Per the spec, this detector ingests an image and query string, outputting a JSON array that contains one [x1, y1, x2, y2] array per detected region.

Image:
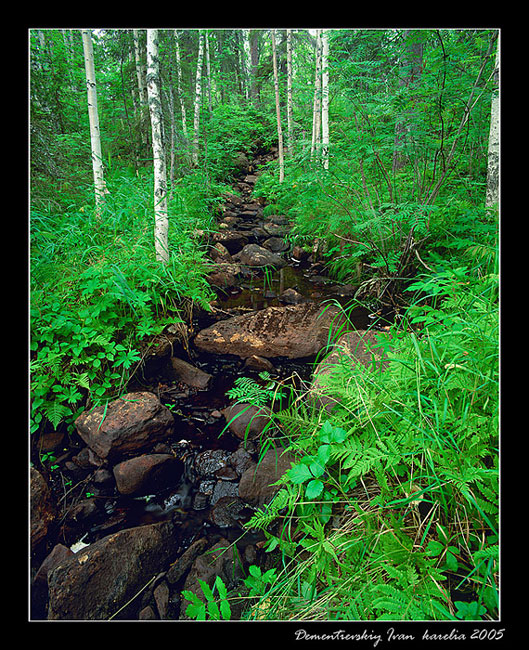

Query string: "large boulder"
[[74, 392, 174, 462], [194, 302, 343, 359], [47, 520, 178, 620], [30, 467, 57, 551]]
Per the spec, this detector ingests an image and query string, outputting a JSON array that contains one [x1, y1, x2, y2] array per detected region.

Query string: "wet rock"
[[33, 544, 74, 590], [291, 245, 310, 261], [47, 520, 179, 620], [263, 236, 289, 253], [37, 430, 65, 453], [229, 446, 255, 477], [30, 467, 57, 551], [279, 287, 307, 304], [154, 580, 170, 619], [244, 355, 274, 371], [64, 498, 98, 524], [113, 454, 183, 496], [234, 243, 286, 268], [212, 230, 249, 255], [194, 301, 343, 359], [206, 262, 242, 288], [138, 605, 156, 620], [210, 242, 233, 262], [244, 174, 258, 184], [167, 357, 212, 390], [166, 537, 209, 585], [233, 151, 250, 174], [209, 495, 250, 528], [75, 392, 174, 462], [263, 222, 289, 237], [238, 447, 295, 508], [221, 403, 272, 440], [211, 480, 240, 506]]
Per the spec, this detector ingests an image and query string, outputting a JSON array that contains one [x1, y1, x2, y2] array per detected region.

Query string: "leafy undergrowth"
[[214, 255, 498, 621], [30, 169, 220, 437]]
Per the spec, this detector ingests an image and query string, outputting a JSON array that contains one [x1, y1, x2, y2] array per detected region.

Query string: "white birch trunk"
[[81, 29, 107, 213], [271, 30, 284, 183], [174, 32, 188, 141], [192, 31, 205, 167], [310, 30, 322, 160], [133, 29, 148, 107], [205, 31, 213, 115], [485, 41, 500, 209], [286, 29, 293, 155], [146, 29, 169, 263], [321, 29, 330, 171]]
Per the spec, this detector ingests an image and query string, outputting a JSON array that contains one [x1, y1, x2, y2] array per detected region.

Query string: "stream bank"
[[30, 149, 386, 620]]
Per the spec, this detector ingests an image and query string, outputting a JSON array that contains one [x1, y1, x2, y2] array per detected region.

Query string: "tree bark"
[[249, 30, 260, 106], [286, 29, 293, 155], [310, 30, 322, 160], [485, 39, 499, 209], [192, 31, 205, 167], [321, 29, 330, 170], [133, 29, 148, 108], [146, 29, 169, 263], [271, 30, 284, 183], [81, 29, 107, 214], [173, 31, 188, 142]]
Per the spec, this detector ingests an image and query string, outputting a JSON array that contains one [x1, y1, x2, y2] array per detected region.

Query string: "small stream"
[[31, 152, 382, 619]]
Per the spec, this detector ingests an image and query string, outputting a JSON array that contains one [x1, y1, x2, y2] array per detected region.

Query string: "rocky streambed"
[[30, 150, 388, 620]]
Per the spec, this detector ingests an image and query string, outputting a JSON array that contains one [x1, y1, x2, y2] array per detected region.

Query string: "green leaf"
[[288, 463, 313, 484], [425, 540, 444, 557], [306, 479, 324, 499]]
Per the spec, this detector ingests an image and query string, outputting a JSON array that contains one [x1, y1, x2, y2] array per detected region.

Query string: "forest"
[[30, 27, 500, 623]]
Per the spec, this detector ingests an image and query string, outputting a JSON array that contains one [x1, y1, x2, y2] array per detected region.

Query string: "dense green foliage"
[[30, 27, 499, 621]]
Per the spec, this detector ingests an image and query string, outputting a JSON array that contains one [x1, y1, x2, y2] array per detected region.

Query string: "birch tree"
[[174, 31, 188, 141], [133, 29, 148, 108], [310, 30, 322, 160], [321, 29, 330, 170], [81, 29, 107, 213], [286, 29, 293, 155], [146, 29, 169, 263], [271, 30, 284, 183], [485, 38, 499, 209], [192, 31, 205, 167]]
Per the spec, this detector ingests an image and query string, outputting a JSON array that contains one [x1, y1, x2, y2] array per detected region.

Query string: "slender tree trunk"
[[173, 31, 188, 142], [146, 29, 169, 263], [310, 30, 322, 160], [485, 39, 499, 209], [249, 30, 260, 106], [81, 29, 107, 214], [271, 30, 284, 183], [286, 29, 293, 155], [205, 31, 213, 115], [192, 31, 205, 167], [321, 29, 330, 170], [133, 29, 148, 108]]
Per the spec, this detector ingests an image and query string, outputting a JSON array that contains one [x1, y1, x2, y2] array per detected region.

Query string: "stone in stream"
[[74, 391, 174, 462], [47, 520, 178, 620], [194, 301, 343, 359], [233, 243, 286, 269]]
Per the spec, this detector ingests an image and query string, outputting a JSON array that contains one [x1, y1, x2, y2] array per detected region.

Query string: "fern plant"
[[226, 372, 285, 407]]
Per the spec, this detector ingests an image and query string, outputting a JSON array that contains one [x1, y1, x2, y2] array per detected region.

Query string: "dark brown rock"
[[238, 447, 295, 508], [167, 357, 212, 389], [113, 454, 183, 496], [74, 392, 174, 461], [221, 403, 272, 440], [234, 243, 286, 268], [30, 467, 57, 551], [47, 520, 178, 620]]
